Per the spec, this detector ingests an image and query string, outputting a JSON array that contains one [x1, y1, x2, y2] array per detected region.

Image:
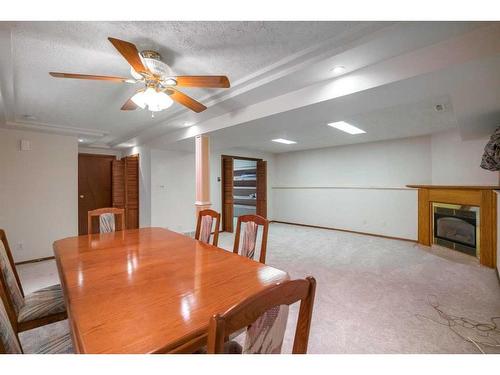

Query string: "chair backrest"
[[233, 214, 269, 263], [207, 277, 316, 354], [0, 284, 22, 354], [0, 229, 25, 325], [87, 208, 125, 234], [195, 209, 221, 246]]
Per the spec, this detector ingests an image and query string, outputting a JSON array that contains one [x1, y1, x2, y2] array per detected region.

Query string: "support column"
[[195, 135, 211, 216]]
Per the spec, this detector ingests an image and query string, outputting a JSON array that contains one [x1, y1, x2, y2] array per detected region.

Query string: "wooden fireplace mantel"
[[407, 185, 498, 268]]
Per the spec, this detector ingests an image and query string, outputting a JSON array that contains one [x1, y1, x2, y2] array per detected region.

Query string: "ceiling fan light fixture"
[[131, 90, 147, 109], [148, 91, 173, 112], [131, 87, 173, 112]]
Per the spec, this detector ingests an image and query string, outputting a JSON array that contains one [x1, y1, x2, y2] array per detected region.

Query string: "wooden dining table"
[[53, 227, 288, 354]]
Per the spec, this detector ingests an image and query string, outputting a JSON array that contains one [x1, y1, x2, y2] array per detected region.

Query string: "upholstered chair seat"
[[32, 331, 73, 354], [0, 229, 67, 332], [17, 284, 66, 323], [18, 320, 73, 354], [1, 296, 73, 354]]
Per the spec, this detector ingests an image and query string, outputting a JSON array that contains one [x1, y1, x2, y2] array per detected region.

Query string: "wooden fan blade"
[[121, 97, 138, 111], [49, 72, 130, 82], [108, 37, 149, 75], [175, 76, 230, 88], [167, 88, 207, 113]]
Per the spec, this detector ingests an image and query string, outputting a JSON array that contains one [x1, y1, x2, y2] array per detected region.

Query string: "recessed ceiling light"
[[117, 142, 137, 148], [78, 139, 84, 143], [327, 121, 366, 135], [331, 65, 346, 75], [272, 138, 297, 145]]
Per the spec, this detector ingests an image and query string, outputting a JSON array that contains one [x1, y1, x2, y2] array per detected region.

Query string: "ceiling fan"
[[49, 37, 230, 113]]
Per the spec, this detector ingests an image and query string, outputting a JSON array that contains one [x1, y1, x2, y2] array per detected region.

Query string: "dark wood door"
[[256, 160, 267, 218], [78, 154, 115, 235], [221, 157, 234, 232]]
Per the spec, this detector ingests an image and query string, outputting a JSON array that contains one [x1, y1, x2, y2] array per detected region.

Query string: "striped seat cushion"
[[18, 284, 66, 323], [240, 221, 258, 260], [36, 331, 73, 354], [199, 215, 213, 243], [99, 213, 115, 233], [243, 305, 289, 354], [19, 319, 74, 354], [0, 296, 22, 353]]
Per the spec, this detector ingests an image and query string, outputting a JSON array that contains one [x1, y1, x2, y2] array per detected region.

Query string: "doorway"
[[221, 155, 267, 232], [78, 153, 139, 235]]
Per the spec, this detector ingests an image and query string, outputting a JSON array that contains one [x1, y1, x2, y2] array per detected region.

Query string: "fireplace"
[[408, 185, 497, 268], [432, 203, 479, 257]]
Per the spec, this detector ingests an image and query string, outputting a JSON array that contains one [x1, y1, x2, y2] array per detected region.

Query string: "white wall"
[[431, 129, 499, 185], [274, 136, 431, 187], [151, 149, 195, 233], [0, 128, 78, 262], [272, 129, 498, 240], [274, 188, 418, 239], [272, 136, 430, 239]]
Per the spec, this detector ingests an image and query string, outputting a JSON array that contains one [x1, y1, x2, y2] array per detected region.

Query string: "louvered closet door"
[[124, 155, 139, 229], [112, 156, 139, 230], [112, 160, 125, 209], [222, 157, 234, 232], [256, 160, 267, 218]]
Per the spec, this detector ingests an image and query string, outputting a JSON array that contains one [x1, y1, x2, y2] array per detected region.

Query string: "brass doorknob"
[[80, 195, 84, 199]]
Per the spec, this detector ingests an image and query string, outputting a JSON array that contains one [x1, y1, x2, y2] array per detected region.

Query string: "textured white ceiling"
[[168, 53, 500, 153], [0, 21, 497, 153], [1, 21, 366, 141]]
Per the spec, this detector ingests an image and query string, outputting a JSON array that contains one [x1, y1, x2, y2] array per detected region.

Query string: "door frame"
[[220, 155, 264, 233]]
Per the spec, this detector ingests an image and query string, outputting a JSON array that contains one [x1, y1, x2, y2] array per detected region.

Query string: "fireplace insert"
[[433, 207, 477, 256]]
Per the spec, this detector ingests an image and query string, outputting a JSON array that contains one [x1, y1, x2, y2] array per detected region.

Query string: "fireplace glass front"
[[433, 206, 478, 257]]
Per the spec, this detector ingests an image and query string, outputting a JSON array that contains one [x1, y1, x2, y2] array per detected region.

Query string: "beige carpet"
[[217, 223, 500, 354], [18, 223, 500, 354]]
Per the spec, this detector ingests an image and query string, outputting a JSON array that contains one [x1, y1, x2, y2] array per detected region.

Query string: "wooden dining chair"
[[87, 207, 125, 234], [0, 288, 73, 354], [0, 229, 67, 333], [195, 209, 221, 246], [233, 214, 269, 264], [207, 276, 316, 354]]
